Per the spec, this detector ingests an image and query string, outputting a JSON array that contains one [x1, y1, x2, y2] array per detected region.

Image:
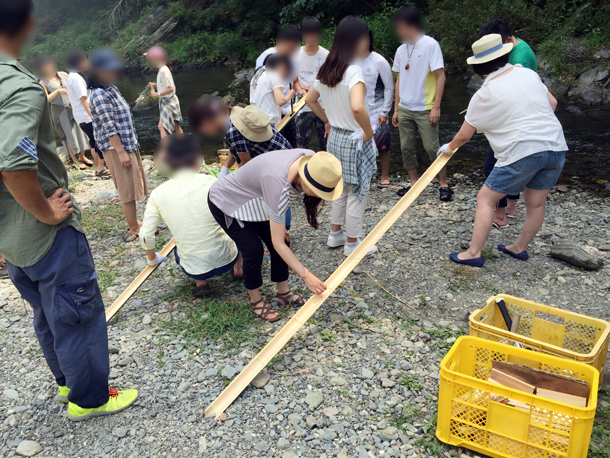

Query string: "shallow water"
[[118, 68, 610, 186]]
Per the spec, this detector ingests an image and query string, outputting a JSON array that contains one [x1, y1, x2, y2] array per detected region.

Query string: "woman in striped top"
[[208, 149, 343, 322]]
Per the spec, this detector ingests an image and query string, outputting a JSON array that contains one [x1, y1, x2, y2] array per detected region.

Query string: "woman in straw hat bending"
[[440, 34, 567, 268], [208, 150, 342, 322]]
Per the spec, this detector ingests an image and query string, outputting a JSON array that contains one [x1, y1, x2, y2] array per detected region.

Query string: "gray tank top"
[[46, 73, 70, 108]]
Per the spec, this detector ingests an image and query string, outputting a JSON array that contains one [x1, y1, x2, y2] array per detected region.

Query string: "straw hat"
[[467, 34, 513, 65], [298, 152, 344, 201], [230, 106, 273, 143]]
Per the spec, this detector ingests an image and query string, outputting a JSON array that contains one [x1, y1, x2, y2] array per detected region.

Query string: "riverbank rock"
[[133, 86, 157, 112], [568, 65, 610, 105], [549, 243, 604, 270], [15, 441, 41, 457]]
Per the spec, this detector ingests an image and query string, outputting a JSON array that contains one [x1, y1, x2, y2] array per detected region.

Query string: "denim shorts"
[[175, 250, 239, 281], [485, 151, 566, 196]]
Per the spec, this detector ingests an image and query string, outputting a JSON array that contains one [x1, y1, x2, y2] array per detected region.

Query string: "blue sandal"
[[497, 244, 529, 261], [449, 252, 484, 268]]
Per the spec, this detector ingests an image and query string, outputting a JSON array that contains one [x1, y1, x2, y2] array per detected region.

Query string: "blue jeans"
[[485, 151, 566, 196], [7, 227, 110, 408], [175, 250, 239, 281]]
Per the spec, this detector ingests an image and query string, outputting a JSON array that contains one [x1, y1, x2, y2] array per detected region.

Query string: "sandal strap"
[[250, 299, 279, 321], [277, 291, 307, 306]]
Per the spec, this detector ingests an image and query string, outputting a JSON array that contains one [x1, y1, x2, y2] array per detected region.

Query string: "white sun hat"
[[467, 33, 513, 65]]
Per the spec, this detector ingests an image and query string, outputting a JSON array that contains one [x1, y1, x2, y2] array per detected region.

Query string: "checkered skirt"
[[159, 94, 182, 134], [327, 127, 377, 199]]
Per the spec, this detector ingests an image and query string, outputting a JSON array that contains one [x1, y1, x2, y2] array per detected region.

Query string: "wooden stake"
[[275, 97, 307, 132], [105, 239, 176, 322], [204, 151, 456, 417]]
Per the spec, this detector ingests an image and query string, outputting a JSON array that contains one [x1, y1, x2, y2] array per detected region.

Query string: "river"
[[118, 68, 610, 186]]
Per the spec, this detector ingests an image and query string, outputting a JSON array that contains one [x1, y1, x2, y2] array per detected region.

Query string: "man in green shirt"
[[478, 18, 538, 228], [0, 0, 137, 421]]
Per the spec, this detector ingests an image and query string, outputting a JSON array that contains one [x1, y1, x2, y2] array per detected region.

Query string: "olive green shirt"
[[0, 52, 83, 268]]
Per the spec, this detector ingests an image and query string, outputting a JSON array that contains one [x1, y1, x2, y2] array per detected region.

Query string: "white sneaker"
[[344, 238, 378, 257], [327, 231, 347, 248]]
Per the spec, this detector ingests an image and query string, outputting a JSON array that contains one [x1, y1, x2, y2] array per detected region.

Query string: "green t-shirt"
[[0, 52, 83, 267], [509, 38, 537, 71]]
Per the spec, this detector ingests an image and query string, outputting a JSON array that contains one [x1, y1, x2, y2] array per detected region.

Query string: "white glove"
[[437, 143, 455, 157], [350, 129, 365, 151], [147, 253, 167, 266], [218, 167, 230, 179]]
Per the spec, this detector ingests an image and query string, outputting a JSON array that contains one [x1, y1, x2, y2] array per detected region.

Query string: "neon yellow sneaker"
[[57, 386, 70, 404], [67, 388, 138, 422]]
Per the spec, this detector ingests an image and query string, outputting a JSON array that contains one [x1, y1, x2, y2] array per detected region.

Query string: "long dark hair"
[[317, 16, 369, 88], [304, 195, 323, 229]]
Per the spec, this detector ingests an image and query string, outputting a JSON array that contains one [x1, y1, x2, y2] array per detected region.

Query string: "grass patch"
[[428, 325, 467, 357], [155, 235, 170, 252], [590, 386, 610, 457], [159, 287, 259, 351], [82, 203, 124, 238], [401, 374, 423, 392], [387, 402, 444, 454], [481, 246, 499, 260], [446, 265, 483, 293]]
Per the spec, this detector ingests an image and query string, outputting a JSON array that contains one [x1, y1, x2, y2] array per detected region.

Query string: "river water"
[[118, 68, 610, 186]]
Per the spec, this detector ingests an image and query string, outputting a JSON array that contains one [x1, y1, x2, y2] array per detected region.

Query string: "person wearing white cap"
[[439, 34, 568, 268]]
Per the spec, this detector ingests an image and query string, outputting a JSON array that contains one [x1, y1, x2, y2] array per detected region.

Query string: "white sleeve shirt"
[[359, 51, 394, 123], [67, 72, 91, 124]]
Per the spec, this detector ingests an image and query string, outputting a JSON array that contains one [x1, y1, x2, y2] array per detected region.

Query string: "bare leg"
[[438, 167, 449, 188], [406, 168, 419, 187], [174, 120, 184, 134], [458, 185, 506, 259], [65, 143, 79, 164], [122, 201, 141, 236], [494, 206, 509, 227], [506, 188, 549, 253], [158, 120, 168, 139], [195, 279, 209, 288], [380, 150, 391, 185], [233, 253, 243, 277], [506, 198, 518, 217]]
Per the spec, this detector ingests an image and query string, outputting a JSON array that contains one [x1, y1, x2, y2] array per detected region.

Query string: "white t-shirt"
[[298, 46, 329, 112], [392, 35, 444, 111], [252, 70, 284, 125], [359, 51, 394, 124], [255, 47, 299, 113], [465, 64, 568, 168], [313, 65, 368, 132], [157, 65, 176, 100], [67, 72, 91, 124]]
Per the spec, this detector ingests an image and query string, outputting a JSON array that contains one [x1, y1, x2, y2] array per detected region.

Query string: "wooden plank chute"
[[105, 239, 176, 322], [275, 97, 307, 131], [204, 151, 455, 417]]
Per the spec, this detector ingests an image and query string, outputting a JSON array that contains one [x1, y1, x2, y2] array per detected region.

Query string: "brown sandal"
[[250, 299, 280, 322], [277, 291, 307, 307]]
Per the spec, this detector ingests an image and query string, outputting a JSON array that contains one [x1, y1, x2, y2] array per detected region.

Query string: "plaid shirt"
[[225, 121, 292, 164], [90, 85, 138, 153]]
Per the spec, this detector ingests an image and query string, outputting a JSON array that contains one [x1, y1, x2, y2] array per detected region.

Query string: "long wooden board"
[[105, 239, 176, 322], [105, 101, 297, 322], [275, 97, 307, 131], [204, 151, 455, 417]]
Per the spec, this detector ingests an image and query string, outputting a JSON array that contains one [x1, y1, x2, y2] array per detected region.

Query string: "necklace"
[[405, 42, 417, 70]]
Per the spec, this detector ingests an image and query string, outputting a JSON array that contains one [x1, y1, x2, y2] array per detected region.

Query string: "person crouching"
[[140, 134, 242, 297]]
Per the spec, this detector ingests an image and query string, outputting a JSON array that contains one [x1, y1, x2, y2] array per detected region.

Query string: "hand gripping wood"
[[105, 102, 301, 322], [204, 151, 455, 417]]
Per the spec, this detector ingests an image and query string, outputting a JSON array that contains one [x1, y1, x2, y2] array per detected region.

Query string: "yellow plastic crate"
[[436, 336, 599, 458], [469, 295, 610, 379]]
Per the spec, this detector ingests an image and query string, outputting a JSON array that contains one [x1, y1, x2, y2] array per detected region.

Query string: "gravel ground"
[[1, 161, 609, 458]]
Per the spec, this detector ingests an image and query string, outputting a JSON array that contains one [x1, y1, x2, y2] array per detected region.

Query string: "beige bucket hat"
[[298, 152, 344, 201], [467, 34, 513, 65], [230, 106, 274, 142]]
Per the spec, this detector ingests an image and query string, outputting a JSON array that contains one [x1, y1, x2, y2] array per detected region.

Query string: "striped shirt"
[[208, 149, 312, 225]]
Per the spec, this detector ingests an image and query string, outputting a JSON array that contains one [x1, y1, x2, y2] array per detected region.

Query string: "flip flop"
[[81, 159, 95, 167], [506, 214, 517, 219], [96, 167, 112, 178], [493, 222, 509, 229], [497, 244, 529, 261], [449, 252, 485, 268], [377, 182, 390, 189]]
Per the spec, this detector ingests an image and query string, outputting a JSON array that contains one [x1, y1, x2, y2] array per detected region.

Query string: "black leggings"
[[79, 122, 104, 160], [208, 196, 289, 291]]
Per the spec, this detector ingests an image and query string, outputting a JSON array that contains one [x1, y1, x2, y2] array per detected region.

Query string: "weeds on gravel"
[[400, 374, 423, 391], [155, 236, 169, 252], [320, 329, 337, 342], [159, 293, 259, 352], [446, 265, 482, 293], [428, 325, 467, 357], [82, 203, 125, 237], [387, 403, 445, 455], [590, 386, 610, 457], [481, 246, 499, 260], [97, 269, 116, 293]]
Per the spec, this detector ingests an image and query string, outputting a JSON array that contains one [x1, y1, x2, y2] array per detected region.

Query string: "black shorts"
[[79, 122, 103, 159]]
